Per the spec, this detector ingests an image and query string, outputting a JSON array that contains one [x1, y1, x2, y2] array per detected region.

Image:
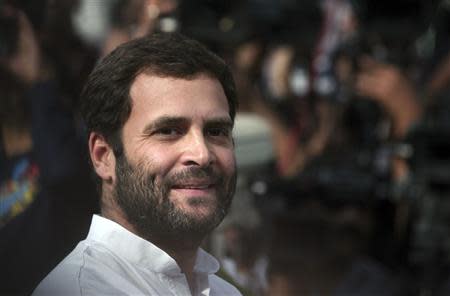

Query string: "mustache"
[[164, 166, 222, 187]]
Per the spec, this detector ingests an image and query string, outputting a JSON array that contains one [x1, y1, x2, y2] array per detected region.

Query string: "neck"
[[160, 238, 201, 269], [163, 241, 202, 295], [100, 189, 138, 233]]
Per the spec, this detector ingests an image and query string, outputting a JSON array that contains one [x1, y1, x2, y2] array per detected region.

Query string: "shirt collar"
[[194, 248, 220, 274], [86, 215, 219, 275]]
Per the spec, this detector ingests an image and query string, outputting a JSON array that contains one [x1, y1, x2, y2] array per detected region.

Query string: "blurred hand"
[[102, 0, 179, 57], [6, 10, 41, 84], [355, 57, 422, 138], [355, 57, 412, 106]]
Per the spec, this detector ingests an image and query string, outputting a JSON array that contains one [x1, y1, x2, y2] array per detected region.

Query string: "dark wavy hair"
[[79, 32, 237, 156]]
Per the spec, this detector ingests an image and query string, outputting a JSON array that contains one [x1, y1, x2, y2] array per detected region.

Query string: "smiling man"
[[33, 33, 240, 296]]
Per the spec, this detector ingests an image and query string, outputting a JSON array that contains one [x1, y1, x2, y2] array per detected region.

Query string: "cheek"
[[216, 148, 236, 175], [133, 147, 179, 178]]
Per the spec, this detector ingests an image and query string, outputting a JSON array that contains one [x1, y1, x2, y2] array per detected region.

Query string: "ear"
[[88, 132, 116, 183]]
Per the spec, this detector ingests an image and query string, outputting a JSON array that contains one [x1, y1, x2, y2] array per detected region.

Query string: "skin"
[[0, 10, 39, 158], [355, 56, 422, 139], [89, 73, 236, 292]]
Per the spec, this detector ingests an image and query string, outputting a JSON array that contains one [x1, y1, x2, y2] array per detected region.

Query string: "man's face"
[[113, 73, 236, 240]]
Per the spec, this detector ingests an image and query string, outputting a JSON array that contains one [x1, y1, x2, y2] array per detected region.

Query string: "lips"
[[171, 181, 216, 199], [171, 180, 215, 190], [174, 184, 212, 189]]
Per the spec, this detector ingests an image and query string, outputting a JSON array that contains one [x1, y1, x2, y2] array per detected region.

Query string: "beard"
[[113, 155, 236, 242]]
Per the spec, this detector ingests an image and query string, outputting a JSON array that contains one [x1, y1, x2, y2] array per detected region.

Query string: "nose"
[[181, 130, 215, 167]]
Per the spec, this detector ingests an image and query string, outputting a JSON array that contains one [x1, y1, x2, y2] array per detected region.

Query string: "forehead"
[[128, 73, 230, 124]]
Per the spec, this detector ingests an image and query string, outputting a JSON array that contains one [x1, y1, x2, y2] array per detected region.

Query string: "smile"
[[172, 183, 215, 190], [177, 185, 211, 189], [172, 180, 215, 190]]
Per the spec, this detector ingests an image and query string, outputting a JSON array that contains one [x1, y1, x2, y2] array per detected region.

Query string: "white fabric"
[[33, 215, 241, 296]]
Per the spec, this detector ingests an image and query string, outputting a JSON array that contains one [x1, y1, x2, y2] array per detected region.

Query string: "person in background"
[[33, 32, 241, 296], [101, 0, 178, 56], [0, 6, 97, 295], [265, 162, 406, 296], [220, 224, 268, 296]]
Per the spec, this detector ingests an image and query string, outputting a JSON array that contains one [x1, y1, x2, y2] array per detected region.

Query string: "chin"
[[183, 203, 217, 218]]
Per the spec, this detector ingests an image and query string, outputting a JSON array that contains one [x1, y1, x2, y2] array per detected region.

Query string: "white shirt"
[[33, 215, 241, 296]]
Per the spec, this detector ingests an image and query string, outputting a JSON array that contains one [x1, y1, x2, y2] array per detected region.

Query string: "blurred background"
[[1, 0, 450, 295]]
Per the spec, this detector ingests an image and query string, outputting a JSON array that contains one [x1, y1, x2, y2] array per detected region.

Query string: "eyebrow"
[[204, 118, 234, 130], [143, 116, 233, 134], [143, 116, 188, 134]]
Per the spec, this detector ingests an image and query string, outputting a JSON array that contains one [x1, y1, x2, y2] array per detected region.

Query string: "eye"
[[206, 127, 231, 138], [152, 126, 183, 139], [156, 127, 180, 135]]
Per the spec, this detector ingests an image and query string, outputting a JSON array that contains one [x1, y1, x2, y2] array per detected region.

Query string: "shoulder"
[[32, 243, 87, 296], [33, 240, 151, 296], [209, 274, 243, 296], [32, 241, 116, 296]]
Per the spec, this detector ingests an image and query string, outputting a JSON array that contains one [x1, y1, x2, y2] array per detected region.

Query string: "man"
[[33, 33, 241, 295]]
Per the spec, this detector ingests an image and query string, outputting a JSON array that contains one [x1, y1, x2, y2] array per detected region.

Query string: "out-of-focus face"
[[113, 73, 236, 240]]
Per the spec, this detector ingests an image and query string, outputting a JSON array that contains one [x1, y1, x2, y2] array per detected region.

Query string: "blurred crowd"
[[1, 0, 450, 295]]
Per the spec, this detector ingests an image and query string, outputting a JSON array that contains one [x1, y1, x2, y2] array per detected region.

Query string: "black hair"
[[80, 32, 237, 156]]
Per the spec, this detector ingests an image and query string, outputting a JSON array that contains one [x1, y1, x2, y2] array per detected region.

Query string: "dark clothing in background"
[[0, 82, 98, 295]]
